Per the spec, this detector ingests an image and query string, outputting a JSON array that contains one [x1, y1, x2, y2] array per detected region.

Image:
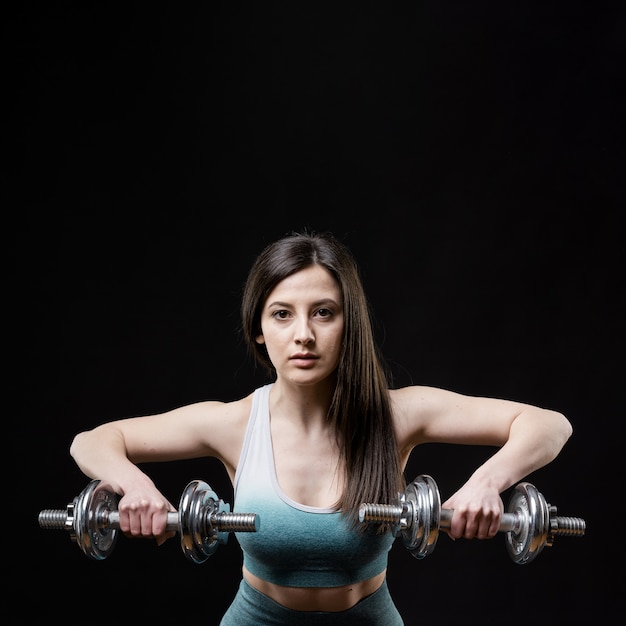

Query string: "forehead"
[[265, 265, 341, 303]]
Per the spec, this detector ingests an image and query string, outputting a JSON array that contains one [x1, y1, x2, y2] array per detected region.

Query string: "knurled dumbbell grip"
[[422, 505, 584, 538], [103, 510, 257, 533], [439, 508, 518, 533], [99, 510, 181, 532], [357, 503, 518, 532]]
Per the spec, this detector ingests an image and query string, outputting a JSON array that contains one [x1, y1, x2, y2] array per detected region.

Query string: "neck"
[[270, 379, 335, 428]]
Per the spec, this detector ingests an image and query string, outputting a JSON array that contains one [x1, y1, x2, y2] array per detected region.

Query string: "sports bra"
[[233, 384, 395, 588]]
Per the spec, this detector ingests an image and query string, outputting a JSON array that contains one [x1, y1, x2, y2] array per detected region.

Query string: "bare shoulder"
[[192, 391, 255, 423], [389, 385, 450, 418], [158, 390, 256, 473], [203, 391, 255, 474], [389, 385, 468, 449], [185, 391, 255, 442]]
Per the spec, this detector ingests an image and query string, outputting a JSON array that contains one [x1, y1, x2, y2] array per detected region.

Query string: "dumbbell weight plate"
[[402, 474, 441, 559], [178, 479, 231, 563], [504, 482, 550, 564], [73, 480, 119, 560]]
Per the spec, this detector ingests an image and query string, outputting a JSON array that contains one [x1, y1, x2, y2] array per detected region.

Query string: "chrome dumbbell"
[[39, 479, 259, 563], [359, 474, 586, 564]]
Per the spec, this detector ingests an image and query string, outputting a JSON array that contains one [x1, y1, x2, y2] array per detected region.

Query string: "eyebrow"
[[266, 298, 341, 309]]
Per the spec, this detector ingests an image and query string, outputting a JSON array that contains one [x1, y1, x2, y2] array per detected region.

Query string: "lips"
[[289, 353, 319, 365], [290, 353, 318, 359]]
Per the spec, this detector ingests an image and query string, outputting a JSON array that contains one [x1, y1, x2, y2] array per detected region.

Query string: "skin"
[[70, 265, 573, 612]]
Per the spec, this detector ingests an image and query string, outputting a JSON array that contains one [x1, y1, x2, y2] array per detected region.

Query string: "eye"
[[272, 309, 291, 320], [315, 308, 333, 318]]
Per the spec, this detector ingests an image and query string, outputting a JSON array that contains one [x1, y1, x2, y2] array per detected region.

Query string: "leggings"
[[219, 578, 404, 625]]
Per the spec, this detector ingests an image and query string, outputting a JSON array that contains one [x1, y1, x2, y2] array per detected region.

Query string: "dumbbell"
[[359, 474, 586, 564], [38, 479, 259, 563]]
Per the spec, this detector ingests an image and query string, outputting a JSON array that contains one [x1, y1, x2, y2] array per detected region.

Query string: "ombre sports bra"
[[233, 384, 395, 588]]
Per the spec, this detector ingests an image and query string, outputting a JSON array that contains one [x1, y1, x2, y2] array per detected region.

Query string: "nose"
[[294, 319, 314, 345]]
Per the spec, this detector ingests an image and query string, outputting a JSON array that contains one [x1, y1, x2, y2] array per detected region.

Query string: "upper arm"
[[391, 385, 530, 451], [90, 395, 252, 469]]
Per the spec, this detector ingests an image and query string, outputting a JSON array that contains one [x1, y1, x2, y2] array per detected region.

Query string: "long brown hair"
[[241, 230, 404, 528]]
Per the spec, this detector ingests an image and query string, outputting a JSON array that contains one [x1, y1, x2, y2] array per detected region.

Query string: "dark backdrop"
[[8, 3, 623, 624]]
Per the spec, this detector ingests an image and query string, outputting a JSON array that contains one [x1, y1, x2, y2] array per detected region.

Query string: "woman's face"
[[256, 265, 344, 386]]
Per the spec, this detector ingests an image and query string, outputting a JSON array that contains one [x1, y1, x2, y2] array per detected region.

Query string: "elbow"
[[549, 409, 573, 456], [69, 429, 97, 467], [564, 414, 574, 441], [557, 410, 573, 441], [69, 430, 86, 463]]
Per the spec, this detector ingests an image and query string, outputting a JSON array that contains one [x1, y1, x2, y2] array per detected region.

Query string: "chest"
[[271, 429, 344, 508]]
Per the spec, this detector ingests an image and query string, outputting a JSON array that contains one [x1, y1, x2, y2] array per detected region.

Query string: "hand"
[[117, 485, 177, 546], [440, 481, 504, 540]]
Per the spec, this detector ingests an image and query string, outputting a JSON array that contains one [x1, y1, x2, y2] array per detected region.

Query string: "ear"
[[255, 334, 265, 344]]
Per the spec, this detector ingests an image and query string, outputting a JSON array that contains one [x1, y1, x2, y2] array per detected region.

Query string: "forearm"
[[440, 407, 572, 539], [468, 406, 573, 493], [69, 426, 156, 496]]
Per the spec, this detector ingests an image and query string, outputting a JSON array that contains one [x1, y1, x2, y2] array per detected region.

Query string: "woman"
[[69, 230, 573, 625]]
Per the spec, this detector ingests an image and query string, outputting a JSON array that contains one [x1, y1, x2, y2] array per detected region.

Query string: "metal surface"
[[359, 474, 586, 564], [73, 480, 119, 560], [39, 479, 258, 562], [504, 482, 550, 564], [179, 479, 230, 563], [402, 475, 441, 559]]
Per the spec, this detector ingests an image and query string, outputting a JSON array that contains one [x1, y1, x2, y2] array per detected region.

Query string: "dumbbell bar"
[[359, 474, 586, 564], [38, 479, 259, 563]]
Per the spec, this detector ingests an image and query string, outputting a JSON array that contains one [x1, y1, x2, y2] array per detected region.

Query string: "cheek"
[[327, 325, 344, 357], [258, 325, 280, 352]]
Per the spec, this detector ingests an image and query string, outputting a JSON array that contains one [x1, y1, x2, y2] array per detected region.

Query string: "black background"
[[7, 2, 623, 624]]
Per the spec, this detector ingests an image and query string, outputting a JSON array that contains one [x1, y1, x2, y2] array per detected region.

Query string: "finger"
[[448, 511, 469, 539], [486, 513, 502, 538], [474, 508, 501, 539], [462, 516, 479, 539], [149, 503, 172, 537]]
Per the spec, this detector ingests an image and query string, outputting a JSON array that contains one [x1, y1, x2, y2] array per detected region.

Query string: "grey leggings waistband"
[[219, 578, 404, 625]]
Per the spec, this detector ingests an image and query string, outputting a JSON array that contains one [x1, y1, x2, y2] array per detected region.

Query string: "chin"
[[285, 371, 332, 387]]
